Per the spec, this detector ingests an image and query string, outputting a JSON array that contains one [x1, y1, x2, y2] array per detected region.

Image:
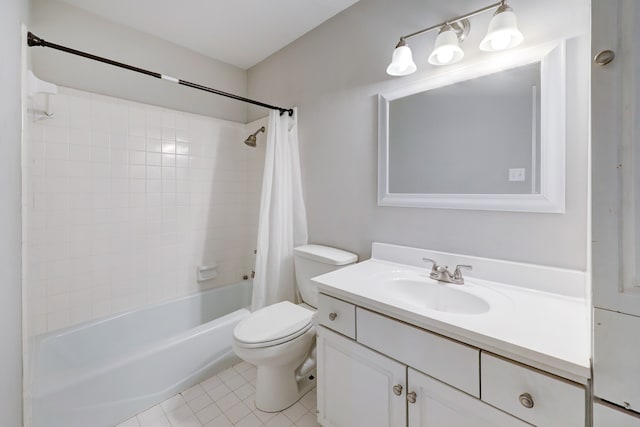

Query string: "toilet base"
[[255, 367, 316, 412]]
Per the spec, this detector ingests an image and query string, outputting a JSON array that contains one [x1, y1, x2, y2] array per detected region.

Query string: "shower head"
[[244, 134, 257, 148], [244, 126, 265, 147]]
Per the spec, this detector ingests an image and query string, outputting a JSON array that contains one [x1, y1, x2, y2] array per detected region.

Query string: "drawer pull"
[[519, 392, 535, 409], [393, 384, 403, 396], [407, 391, 417, 404], [328, 312, 337, 321]]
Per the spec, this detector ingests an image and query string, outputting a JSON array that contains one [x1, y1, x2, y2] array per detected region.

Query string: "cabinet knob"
[[593, 50, 615, 66], [407, 391, 417, 404], [392, 384, 403, 396], [328, 312, 337, 321], [519, 392, 534, 409]]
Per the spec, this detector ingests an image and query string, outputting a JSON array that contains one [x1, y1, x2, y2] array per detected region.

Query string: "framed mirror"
[[378, 41, 566, 212]]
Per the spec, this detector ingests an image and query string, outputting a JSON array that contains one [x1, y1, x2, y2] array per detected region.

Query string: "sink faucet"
[[422, 258, 472, 285]]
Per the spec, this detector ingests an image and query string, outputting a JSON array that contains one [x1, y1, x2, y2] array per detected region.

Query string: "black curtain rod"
[[27, 32, 294, 117]]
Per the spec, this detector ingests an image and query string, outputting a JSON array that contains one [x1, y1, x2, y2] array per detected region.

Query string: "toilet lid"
[[234, 301, 314, 346]]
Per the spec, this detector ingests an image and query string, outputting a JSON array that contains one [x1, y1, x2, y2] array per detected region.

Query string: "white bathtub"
[[30, 281, 252, 427]]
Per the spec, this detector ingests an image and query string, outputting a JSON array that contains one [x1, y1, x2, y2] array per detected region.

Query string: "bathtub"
[[30, 281, 252, 427]]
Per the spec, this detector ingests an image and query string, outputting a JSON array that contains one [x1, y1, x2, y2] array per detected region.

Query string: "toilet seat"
[[234, 301, 314, 349]]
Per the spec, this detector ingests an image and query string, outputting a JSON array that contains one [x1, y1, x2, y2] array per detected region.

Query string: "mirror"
[[389, 62, 540, 195], [378, 42, 566, 213]]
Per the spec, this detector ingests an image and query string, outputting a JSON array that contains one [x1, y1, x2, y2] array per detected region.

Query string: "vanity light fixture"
[[386, 0, 523, 75], [479, 3, 524, 52], [386, 38, 417, 76], [427, 21, 469, 66]]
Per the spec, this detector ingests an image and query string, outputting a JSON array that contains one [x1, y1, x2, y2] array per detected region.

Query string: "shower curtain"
[[251, 108, 308, 311]]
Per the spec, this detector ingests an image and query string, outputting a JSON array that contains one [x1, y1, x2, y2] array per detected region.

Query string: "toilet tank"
[[294, 244, 358, 308]]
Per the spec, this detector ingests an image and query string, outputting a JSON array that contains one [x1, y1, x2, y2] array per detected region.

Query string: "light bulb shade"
[[480, 8, 523, 52], [386, 44, 417, 76], [428, 28, 464, 66]]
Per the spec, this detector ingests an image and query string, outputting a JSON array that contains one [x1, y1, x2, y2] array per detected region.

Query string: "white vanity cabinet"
[[481, 353, 585, 427], [316, 326, 527, 427], [316, 326, 406, 427], [594, 402, 640, 427], [407, 367, 530, 427], [316, 293, 586, 427]]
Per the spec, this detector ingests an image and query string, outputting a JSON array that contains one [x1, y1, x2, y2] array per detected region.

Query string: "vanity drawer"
[[481, 352, 585, 427], [317, 293, 356, 339], [356, 308, 480, 397]]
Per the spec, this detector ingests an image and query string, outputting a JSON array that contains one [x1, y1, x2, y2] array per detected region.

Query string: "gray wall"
[[1, 0, 28, 424], [247, 0, 590, 270], [30, 0, 248, 123]]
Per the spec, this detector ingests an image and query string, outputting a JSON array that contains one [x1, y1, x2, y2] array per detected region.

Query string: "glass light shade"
[[428, 28, 464, 66], [480, 8, 524, 52], [386, 44, 417, 76]]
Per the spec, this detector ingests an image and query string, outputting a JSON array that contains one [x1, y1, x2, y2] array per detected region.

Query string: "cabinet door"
[[594, 402, 640, 427], [317, 326, 406, 427], [592, 0, 640, 315], [407, 368, 529, 427], [594, 309, 640, 411]]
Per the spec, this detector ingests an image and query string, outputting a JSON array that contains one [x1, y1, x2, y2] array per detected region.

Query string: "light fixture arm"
[[396, 0, 503, 43], [395, 38, 408, 49], [494, 2, 513, 15]]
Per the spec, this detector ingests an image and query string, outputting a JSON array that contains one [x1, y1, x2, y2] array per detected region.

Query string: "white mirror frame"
[[378, 41, 566, 213]]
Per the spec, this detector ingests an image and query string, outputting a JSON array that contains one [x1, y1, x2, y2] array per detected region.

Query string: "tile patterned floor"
[[114, 362, 320, 427]]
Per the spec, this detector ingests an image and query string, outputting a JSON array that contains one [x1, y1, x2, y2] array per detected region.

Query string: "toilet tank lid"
[[294, 244, 358, 266]]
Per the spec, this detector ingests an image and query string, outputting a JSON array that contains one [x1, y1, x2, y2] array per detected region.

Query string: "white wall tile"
[[26, 87, 261, 334], [69, 128, 91, 145], [47, 311, 70, 330], [91, 132, 110, 147], [30, 315, 47, 336], [130, 136, 145, 151], [147, 152, 162, 166], [111, 149, 129, 165], [46, 143, 69, 160], [69, 145, 91, 162], [130, 150, 146, 165], [147, 166, 161, 180], [146, 139, 162, 153], [147, 126, 162, 140], [130, 166, 145, 180], [46, 126, 69, 144]]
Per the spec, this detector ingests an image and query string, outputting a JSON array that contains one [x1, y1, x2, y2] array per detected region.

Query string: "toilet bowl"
[[233, 244, 357, 412], [233, 301, 317, 412]]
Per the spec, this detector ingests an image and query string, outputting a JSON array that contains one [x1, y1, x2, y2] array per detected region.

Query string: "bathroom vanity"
[[312, 243, 590, 427]]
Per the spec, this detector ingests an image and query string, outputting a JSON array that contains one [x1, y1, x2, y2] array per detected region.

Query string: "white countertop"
[[313, 258, 591, 383]]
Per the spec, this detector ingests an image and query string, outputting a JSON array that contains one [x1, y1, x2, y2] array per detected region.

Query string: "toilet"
[[233, 244, 357, 412]]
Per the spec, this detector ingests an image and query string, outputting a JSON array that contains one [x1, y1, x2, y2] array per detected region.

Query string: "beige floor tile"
[[130, 363, 318, 427]]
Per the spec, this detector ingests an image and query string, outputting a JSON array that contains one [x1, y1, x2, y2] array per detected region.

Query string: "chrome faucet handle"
[[452, 265, 472, 284], [422, 258, 440, 279]]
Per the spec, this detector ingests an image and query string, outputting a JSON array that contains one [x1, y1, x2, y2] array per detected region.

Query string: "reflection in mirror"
[[378, 41, 566, 213], [388, 63, 541, 195]]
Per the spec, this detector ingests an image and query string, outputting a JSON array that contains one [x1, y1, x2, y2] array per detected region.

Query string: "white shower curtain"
[[251, 108, 308, 311]]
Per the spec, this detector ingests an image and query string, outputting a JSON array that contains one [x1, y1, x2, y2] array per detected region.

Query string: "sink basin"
[[380, 278, 490, 315]]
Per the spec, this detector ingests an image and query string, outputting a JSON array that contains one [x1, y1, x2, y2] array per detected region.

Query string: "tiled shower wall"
[[25, 87, 265, 336]]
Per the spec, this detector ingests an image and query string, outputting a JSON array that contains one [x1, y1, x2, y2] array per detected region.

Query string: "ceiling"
[[59, 0, 360, 69]]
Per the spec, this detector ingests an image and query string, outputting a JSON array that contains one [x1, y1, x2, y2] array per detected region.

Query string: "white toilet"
[[233, 244, 357, 412]]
